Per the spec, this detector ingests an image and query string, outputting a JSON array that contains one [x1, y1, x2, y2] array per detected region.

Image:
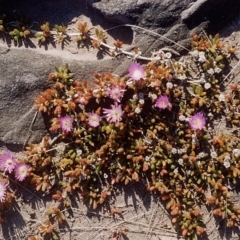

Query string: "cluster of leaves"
[[0, 12, 31, 41], [0, 13, 148, 66], [16, 32, 240, 240], [0, 12, 124, 57], [0, 12, 72, 44]]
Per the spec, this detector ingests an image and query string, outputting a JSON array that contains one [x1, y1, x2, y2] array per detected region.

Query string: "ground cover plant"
[[1, 13, 240, 240]]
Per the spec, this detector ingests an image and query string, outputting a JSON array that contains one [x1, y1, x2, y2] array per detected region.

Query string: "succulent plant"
[[0, 13, 240, 239]]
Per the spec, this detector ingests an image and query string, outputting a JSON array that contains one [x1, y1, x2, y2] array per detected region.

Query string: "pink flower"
[[0, 180, 8, 202], [189, 112, 206, 130], [103, 104, 124, 123], [88, 112, 101, 128], [14, 163, 30, 181], [59, 116, 73, 133], [128, 63, 145, 81], [107, 86, 126, 102], [0, 151, 17, 173], [78, 97, 87, 105], [155, 95, 170, 109]]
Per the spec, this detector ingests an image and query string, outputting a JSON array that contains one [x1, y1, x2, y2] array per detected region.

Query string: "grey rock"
[[92, 0, 191, 26], [181, 0, 209, 21], [0, 44, 126, 146], [90, 0, 240, 54]]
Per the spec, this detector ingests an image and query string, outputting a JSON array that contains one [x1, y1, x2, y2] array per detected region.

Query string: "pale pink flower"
[[14, 163, 30, 181], [0, 180, 8, 202], [78, 97, 87, 105], [128, 63, 145, 81], [88, 112, 101, 128], [59, 116, 73, 133], [0, 151, 17, 173], [107, 86, 126, 102], [155, 95, 170, 109], [103, 104, 124, 123], [189, 112, 206, 130]]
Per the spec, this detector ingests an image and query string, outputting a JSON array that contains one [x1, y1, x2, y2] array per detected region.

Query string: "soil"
[[1, 1, 240, 240]]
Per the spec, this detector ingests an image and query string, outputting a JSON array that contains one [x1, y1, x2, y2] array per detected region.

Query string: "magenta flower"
[[128, 63, 145, 81], [0, 151, 17, 173], [88, 112, 101, 128], [59, 116, 73, 133], [14, 163, 29, 181], [103, 104, 124, 123], [0, 180, 8, 202], [107, 86, 126, 102], [155, 95, 170, 109], [189, 112, 206, 130]]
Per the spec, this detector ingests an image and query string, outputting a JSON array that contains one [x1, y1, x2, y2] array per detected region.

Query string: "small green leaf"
[[52, 231, 59, 240], [194, 86, 203, 96]]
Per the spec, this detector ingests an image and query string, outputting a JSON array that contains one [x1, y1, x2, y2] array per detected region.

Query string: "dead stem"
[[221, 59, 240, 86], [23, 110, 38, 150], [104, 24, 190, 52]]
